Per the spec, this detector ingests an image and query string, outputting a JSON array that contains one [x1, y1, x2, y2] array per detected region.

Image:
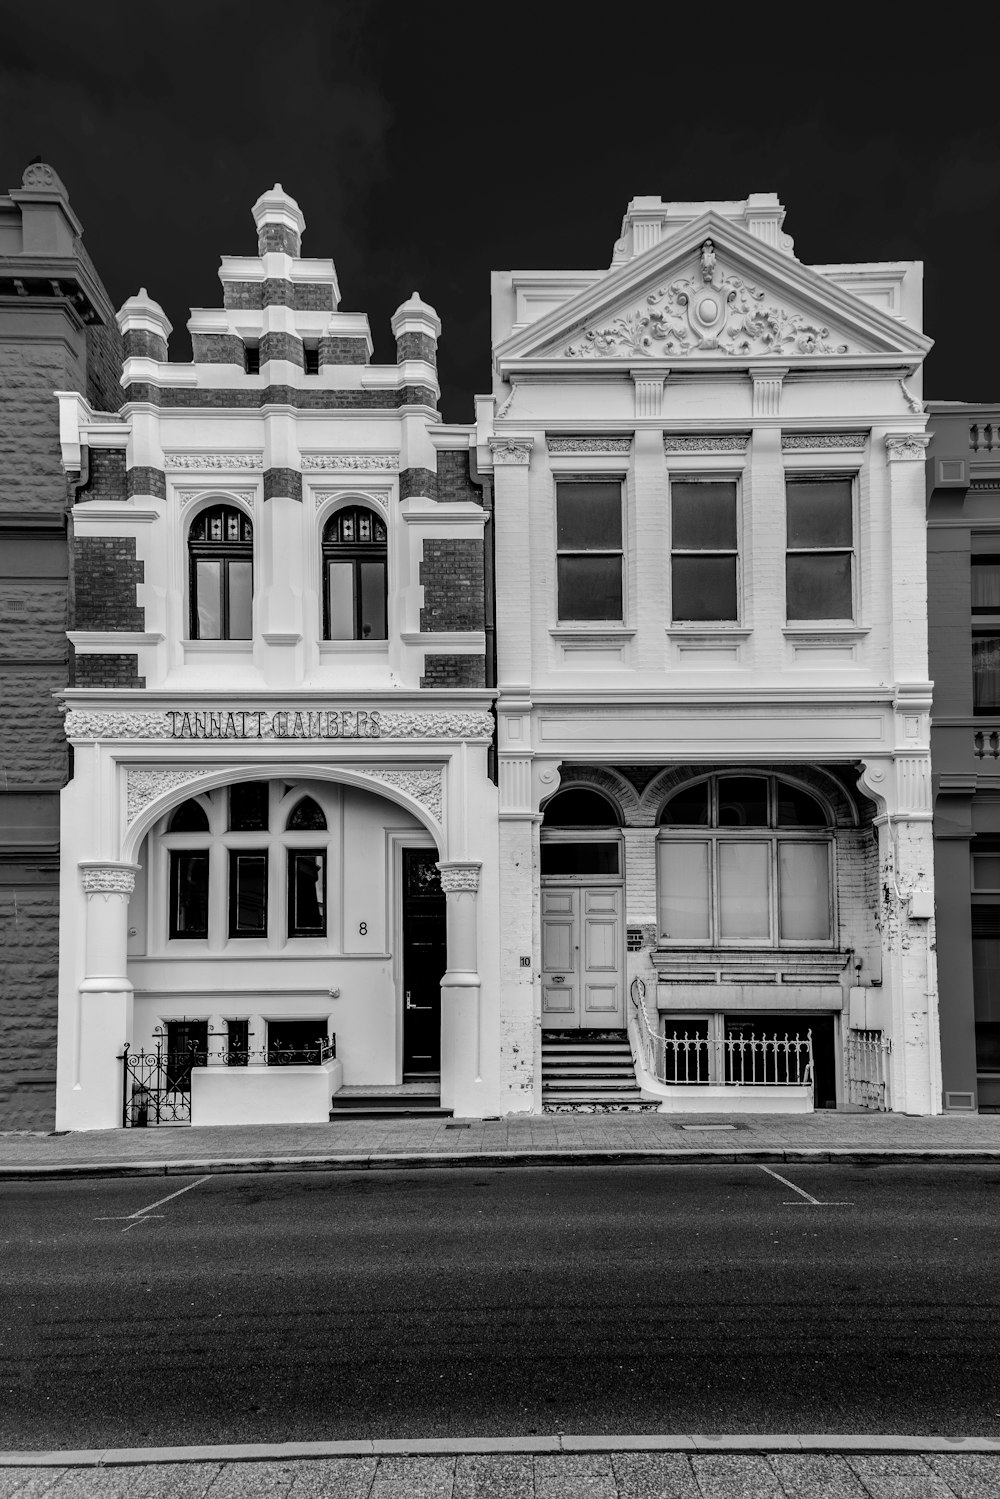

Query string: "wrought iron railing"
[[845, 1029, 891, 1111], [629, 977, 813, 1088], [119, 1036, 336, 1126]]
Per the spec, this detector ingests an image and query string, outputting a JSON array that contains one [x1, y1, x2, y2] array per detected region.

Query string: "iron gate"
[[119, 1042, 203, 1127], [845, 1029, 892, 1111]]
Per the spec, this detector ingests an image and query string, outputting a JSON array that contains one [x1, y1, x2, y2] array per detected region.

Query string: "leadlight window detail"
[[188, 505, 253, 640], [555, 481, 624, 622], [322, 505, 387, 641]]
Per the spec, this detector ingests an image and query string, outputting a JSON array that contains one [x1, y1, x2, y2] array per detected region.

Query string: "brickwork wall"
[[260, 331, 304, 366], [436, 450, 483, 506], [396, 331, 437, 364], [257, 224, 300, 256], [74, 652, 144, 688], [84, 319, 124, 410], [223, 281, 264, 310], [121, 328, 167, 363], [76, 448, 126, 505], [400, 466, 437, 500], [121, 382, 437, 410], [263, 467, 303, 502], [419, 539, 485, 631], [258, 279, 334, 311], [191, 333, 245, 365], [319, 337, 369, 366], [73, 536, 144, 630], [0, 340, 84, 520], [0, 668, 67, 784], [126, 466, 166, 499], [420, 654, 486, 688], [0, 884, 59, 1129]]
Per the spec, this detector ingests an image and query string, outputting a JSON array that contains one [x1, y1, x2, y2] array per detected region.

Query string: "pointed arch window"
[[189, 505, 253, 640], [322, 505, 387, 641]]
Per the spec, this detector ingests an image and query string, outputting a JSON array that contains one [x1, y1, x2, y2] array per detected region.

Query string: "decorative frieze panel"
[[565, 242, 854, 360], [547, 437, 633, 455], [301, 454, 400, 471], [352, 767, 443, 825], [80, 864, 137, 895], [782, 432, 867, 451], [164, 452, 263, 470], [66, 709, 494, 743], [663, 434, 749, 453]]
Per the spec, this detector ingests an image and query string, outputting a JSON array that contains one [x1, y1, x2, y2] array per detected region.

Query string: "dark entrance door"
[[402, 849, 446, 1076], [724, 1014, 837, 1109]]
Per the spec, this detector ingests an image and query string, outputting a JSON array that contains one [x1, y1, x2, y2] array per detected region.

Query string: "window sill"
[[183, 639, 254, 653], [666, 627, 751, 640], [550, 626, 636, 639], [782, 625, 869, 639], [319, 640, 389, 654]]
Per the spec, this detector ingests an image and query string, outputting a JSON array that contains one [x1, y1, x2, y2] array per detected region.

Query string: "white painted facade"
[[481, 193, 941, 1114], [55, 187, 500, 1130]]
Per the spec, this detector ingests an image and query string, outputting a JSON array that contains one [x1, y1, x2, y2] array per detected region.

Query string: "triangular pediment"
[[496, 212, 931, 370]]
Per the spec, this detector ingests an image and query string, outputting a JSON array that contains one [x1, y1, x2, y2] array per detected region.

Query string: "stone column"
[[77, 861, 139, 1130], [437, 860, 482, 1117]]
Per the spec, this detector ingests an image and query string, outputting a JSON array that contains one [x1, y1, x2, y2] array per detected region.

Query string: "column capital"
[[437, 860, 481, 894], [489, 435, 534, 466], [79, 861, 140, 895], [885, 432, 931, 462]]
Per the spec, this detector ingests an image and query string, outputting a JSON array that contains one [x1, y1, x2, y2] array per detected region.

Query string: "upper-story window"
[[189, 506, 253, 640], [322, 506, 388, 641], [671, 479, 739, 622], [972, 554, 1000, 714], [556, 481, 623, 622], [785, 477, 854, 621], [657, 774, 834, 947]]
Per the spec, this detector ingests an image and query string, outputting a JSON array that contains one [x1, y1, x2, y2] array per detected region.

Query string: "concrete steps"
[[330, 1081, 452, 1120], [542, 1032, 655, 1112]]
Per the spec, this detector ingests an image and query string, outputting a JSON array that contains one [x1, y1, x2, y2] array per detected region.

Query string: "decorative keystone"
[[117, 288, 172, 362], [252, 183, 305, 257]]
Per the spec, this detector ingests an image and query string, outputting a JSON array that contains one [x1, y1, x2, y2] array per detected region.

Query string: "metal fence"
[[629, 978, 813, 1088], [845, 1029, 891, 1111], [119, 1036, 336, 1127]]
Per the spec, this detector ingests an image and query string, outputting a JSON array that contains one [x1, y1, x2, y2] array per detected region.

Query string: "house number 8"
[[359, 921, 368, 936]]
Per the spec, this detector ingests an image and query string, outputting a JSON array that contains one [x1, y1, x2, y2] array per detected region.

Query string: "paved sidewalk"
[[5, 1446, 1000, 1498], [3, 1110, 1000, 1179]]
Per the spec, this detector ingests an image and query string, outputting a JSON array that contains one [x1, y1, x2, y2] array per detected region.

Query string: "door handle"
[[551, 975, 566, 984]]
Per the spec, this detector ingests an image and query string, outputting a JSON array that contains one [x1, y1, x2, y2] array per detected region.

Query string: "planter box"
[[191, 1058, 343, 1125]]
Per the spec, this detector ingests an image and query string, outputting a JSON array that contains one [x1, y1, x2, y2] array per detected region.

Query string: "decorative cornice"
[[80, 863, 137, 895], [164, 452, 263, 470], [547, 437, 633, 455], [437, 860, 481, 893], [489, 437, 534, 466], [663, 434, 749, 453], [301, 454, 400, 471], [65, 709, 494, 743], [885, 433, 931, 462], [782, 432, 867, 451]]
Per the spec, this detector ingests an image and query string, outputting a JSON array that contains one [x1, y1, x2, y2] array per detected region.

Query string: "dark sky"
[[3, 2, 997, 420]]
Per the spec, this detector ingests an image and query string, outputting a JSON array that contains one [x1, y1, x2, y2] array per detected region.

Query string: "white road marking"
[[96, 1175, 212, 1230], [757, 1164, 852, 1207]]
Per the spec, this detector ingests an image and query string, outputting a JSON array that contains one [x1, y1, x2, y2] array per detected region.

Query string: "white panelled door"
[[541, 886, 624, 1029]]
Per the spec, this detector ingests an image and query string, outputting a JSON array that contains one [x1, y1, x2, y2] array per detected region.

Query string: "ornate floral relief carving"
[[566, 245, 853, 361], [437, 861, 481, 893], [547, 437, 633, 454], [352, 768, 443, 825], [164, 453, 263, 470], [126, 769, 215, 824], [301, 454, 400, 471], [885, 433, 931, 462], [80, 865, 137, 895], [489, 438, 533, 466], [178, 488, 255, 509], [663, 434, 749, 453], [782, 432, 867, 451], [66, 710, 494, 743]]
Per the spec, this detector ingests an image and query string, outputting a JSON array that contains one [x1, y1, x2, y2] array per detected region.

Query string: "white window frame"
[[783, 469, 859, 626], [668, 472, 742, 625], [553, 473, 627, 627]]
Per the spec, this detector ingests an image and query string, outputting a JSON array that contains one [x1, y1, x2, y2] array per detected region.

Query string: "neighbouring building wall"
[[0, 162, 121, 1127]]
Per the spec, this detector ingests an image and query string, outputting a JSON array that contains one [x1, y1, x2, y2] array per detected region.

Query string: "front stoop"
[[330, 1081, 452, 1120], [542, 1031, 659, 1113]]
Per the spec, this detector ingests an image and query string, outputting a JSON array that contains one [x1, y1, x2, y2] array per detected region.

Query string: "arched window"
[[168, 799, 209, 833], [542, 788, 621, 827], [189, 506, 253, 640], [286, 796, 327, 831], [322, 505, 387, 641], [657, 775, 833, 947], [540, 785, 622, 878]]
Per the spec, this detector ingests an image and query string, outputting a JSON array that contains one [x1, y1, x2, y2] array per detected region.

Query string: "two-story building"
[[54, 186, 500, 1130], [483, 193, 941, 1115], [927, 404, 1000, 1112]]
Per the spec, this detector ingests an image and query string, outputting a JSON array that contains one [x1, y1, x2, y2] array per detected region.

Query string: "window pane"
[[660, 782, 710, 826], [327, 560, 355, 639], [267, 1019, 328, 1066], [973, 636, 1000, 711], [786, 479, 853, 548], [556, 483, 621, 550], [557, 554, 622, 621], [229, 782, 268, 831], [718, 841, 770, 940], [229, 851, 268, 935], [672, 482, 737, 550], [540, 842, 619, 875], [671, 554, 737, 621], [778, 842, 831, 940], [661, 1018, 711, 1083], [972, 559, 1000, 613], [786, 553, 853, 620], [227, 560, 253, 639], [287, 796, 327, 831], [359, 560, 387, 640], [195, 560, 222, 638], [776, 783, 828, 827], [976, 1021, 1000, 1070], [170, 851, 209, 938], [543, 789, 620, 827], [658, 841, 710, 940], [168, 798, 209, 832], [288, 851, 326, 936], [717, 777, 768, 827]]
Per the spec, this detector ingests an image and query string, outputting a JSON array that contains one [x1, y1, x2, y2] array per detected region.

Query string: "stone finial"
[[252, 182, 305, 257], [391, 291, 441, 366], [117, 288, 172, 362], [19, 161, 70, 198]]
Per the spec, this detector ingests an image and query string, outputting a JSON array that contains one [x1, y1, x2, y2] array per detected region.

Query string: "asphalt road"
[[2, 1163, 999, 1450]]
